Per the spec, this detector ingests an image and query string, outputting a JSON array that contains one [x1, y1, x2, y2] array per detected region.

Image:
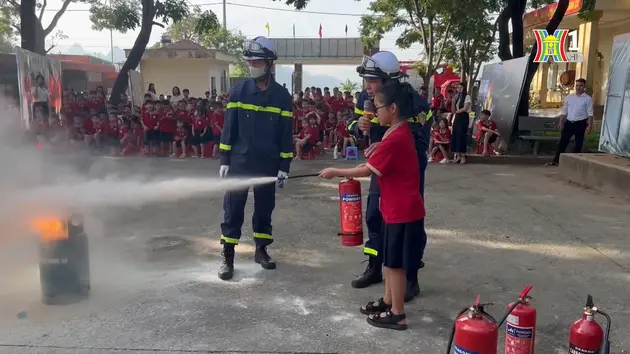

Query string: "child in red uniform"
[[319, 81, 426, 331], [159, 110, 176, 156], [294, 118, 318, 159], [476, 109, 501, 155], [172, 119, 188, 158], [85, 115, 105, 151], [429, 117, 451, 163], [106, 112, 121, 154], [190, 108, 209, 158], [209, 102, 224, 159]]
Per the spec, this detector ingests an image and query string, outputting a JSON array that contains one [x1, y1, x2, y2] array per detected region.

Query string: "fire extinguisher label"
[[569, 345, 599, 354], [340, 193, 362, 233], [453, 345, 479, 354], [506, 323, 533, 353], [341, 193, 361, 202]]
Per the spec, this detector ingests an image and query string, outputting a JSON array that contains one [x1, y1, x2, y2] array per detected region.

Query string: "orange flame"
[[30, 218, 67, 241]]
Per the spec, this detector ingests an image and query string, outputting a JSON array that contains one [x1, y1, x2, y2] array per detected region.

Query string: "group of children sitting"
[[427, 109, 502, 163], [30, 89, 226, 159]]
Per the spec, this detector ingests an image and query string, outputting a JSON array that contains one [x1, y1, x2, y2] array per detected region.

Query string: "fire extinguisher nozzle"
[[586, 294, 595, 308]]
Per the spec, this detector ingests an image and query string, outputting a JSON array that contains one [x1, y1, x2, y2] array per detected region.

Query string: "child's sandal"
[[360, 298, 391, 315], [366, 311, 408, 331]]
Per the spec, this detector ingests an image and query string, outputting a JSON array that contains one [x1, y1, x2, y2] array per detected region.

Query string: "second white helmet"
[[357, 51, 401, 80]]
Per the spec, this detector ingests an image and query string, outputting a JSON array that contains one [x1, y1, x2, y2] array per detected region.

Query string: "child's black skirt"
[[383, 219, 426, 270]]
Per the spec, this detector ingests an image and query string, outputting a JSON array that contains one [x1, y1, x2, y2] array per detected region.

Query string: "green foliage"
[[230, 62, 248, 77], [359, 0, 472, 82], [89, 0, 190, 33], [339, 79, 359, 92], [577, 0, 597, 21], [448, 0, 497, 84], [270, 0, 309, 10], [0, 6, 14, 46]]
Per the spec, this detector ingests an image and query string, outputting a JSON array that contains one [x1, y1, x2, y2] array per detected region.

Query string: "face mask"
[[249, 65, 266, 79]]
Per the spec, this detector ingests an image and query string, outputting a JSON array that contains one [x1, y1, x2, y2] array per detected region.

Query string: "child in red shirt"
[[294, 118, 318, 159], [319, 81, 426, 331], [429, 117, 451, 163], [209, 102, 225, 159], [172, 119, 188, 158], [476, 109, 501, 155], [190, 108, 209, 158]]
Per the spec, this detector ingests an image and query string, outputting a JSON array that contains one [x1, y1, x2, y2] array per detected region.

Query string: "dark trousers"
[[363, 160, 428, 273], [363, 195, 383, 262], [553, 119, 588, 164], [221, 178, 276, 248]]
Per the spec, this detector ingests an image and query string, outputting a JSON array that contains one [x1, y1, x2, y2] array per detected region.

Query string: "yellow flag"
[[265, 22, 270, 36]]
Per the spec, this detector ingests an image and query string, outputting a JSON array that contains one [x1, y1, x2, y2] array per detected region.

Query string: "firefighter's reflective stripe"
[[226, 101, 292, 118], [221, 235, 239, 245], [219, 143, 231, 151], [368, 116, 418, 126], [280, 152, 294, 158], [363, 247, 378, 256], [253, 232, 273, 240], [354, 107, 363, 115], [348, 120, 358, 130]]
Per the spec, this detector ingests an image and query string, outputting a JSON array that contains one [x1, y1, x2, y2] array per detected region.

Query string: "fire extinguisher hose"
[[445, 307, 470, 354], [498, 299, 522, 328], [597, 308, 612, 354], [445, 305, 497, 354], [278, 173, 320, 181]]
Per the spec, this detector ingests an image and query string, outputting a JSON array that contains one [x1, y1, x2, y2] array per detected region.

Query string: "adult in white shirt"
[[170, 86, 183, 105], [548, 78, 593, 166]]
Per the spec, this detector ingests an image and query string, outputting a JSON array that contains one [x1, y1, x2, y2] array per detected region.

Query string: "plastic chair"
[[345, 146, 359, 160]]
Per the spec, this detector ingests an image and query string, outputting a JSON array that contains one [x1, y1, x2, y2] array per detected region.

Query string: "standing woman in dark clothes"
[[450, 81, 472, 164]]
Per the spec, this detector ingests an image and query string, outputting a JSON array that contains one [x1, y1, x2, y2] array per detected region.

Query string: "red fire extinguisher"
[[505, 285, 536, 354], [337, 178, 363, 247], [568, 295, 611, 354], [446, 295, 499, 354]]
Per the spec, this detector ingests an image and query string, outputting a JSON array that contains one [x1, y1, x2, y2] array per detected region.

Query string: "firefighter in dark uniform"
[[217, 36, 294, 281], [347, 51, 433, 301]]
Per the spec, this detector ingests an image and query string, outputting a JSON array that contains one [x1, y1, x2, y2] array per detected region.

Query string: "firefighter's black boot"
[[218, 246, 235, 281], [351, 257, 383, 289], [254, 246, 276, 270], [404, 269, 421, 302]]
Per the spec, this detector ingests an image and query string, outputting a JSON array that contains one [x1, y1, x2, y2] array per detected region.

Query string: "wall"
[[139, 58, 230, 98]]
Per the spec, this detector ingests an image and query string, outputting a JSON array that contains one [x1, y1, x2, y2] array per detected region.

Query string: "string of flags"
[[264, 23, 350, 38]]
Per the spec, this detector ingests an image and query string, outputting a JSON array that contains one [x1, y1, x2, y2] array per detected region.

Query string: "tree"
[[1, 0, 89, 54], [340, 79, 359, 92], [359, 0, 459, 86], [445, 0, 499, 93], [167, 5, 201, 42], [165, 11, 248, 77], [89, 0, 219, 104], [0, 6, 14, 51]]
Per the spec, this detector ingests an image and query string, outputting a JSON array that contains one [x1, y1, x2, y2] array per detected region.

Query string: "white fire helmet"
[[356, 51, 402, 80], [242, 36, 278, 61]]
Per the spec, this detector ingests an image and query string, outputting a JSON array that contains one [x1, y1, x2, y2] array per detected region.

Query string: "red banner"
[[523, 0, 583, 28]]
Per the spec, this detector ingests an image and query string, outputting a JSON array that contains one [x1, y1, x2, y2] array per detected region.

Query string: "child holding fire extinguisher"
[[319, 80, 425, 331]]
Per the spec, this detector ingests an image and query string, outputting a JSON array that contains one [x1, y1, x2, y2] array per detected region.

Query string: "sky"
[[41, 0, 427, 87]]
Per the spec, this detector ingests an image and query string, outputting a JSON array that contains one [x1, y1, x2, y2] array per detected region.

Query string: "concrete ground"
[[1, 155, 630, 354]]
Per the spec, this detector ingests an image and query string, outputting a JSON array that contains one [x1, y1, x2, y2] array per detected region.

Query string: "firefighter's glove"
[[219, 165, 230, 178], [277, 171, 288, 189]]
